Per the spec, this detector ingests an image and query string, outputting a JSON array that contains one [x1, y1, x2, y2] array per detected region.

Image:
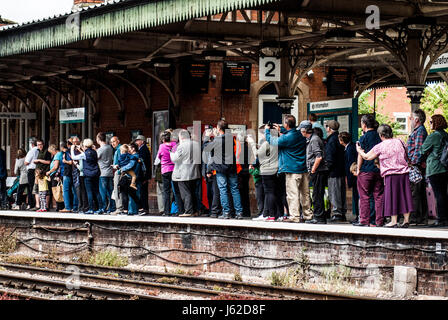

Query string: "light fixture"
[[0, 82, 13, 89], [31, 76, 47, 85], [404, 16, 436, 31], [276, 96, 296, 110], [259, 40, 283, 57], [307, 70, 314, 78], [202, 49, 226, 61], [325, 29, 356, 42], [151, 57, 172, 68], [322, 77, 327, 83], [67, 71, 84, 80], [106, 64, 126, 74]]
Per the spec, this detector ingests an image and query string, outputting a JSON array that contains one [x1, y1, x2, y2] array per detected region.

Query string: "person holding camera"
[[247, 125, 281, 221], [265, 115, 311, 223], [204, 120, 243, 220]]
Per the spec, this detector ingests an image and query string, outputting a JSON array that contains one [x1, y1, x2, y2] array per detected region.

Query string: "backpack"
[[440, 134, 448, 168]]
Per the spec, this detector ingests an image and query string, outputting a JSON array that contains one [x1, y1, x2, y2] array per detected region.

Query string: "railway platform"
[[0, 211, 447, 297]]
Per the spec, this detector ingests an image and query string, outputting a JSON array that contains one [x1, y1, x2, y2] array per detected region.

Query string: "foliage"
[[79, 250, 128, 267], [268, 248, 310, 287], [0, 227, 16, 254], [357, 90, 403, 137], [420, 83, 448, 133], [233, 271, 243, 282]]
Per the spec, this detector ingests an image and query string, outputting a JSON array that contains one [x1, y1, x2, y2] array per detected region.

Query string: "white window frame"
[[258, 94, 299, 130], [393, 112, 410, 134]]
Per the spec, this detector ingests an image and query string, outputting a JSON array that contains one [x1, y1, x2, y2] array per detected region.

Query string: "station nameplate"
[[59, 107, 85, 124], [0, 112, 36, 120]]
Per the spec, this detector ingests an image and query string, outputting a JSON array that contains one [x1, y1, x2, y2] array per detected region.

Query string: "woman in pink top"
[[156, 131, 179, 216], [357, 124, 414, 228]]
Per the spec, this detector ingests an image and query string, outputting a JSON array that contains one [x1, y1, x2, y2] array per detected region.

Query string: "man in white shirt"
[[24, 138, 39, 209]]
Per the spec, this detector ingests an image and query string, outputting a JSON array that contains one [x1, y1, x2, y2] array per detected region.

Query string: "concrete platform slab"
[[1, 210, 448, 240]]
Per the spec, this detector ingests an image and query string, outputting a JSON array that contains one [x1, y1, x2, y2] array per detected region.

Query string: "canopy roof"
[[1, 0, 448, 97]]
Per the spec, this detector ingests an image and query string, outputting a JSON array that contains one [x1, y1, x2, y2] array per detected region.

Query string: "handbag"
[[400, 140, 423, 184], [52, 180, 64, 203], [118, 173, 131, 189]]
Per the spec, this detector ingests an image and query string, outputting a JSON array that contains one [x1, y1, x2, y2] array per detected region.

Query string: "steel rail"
[[0, 259, 378, 300], [0, 270, 162, 300], [0, 262, 245, 300]]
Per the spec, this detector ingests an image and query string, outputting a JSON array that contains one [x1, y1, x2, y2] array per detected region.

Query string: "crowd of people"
[[5, 133, 152, 215], [0, 109, 447, 228]]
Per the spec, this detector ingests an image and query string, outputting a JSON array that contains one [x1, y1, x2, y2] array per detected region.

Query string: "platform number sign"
[[259, 57, 280, 81]]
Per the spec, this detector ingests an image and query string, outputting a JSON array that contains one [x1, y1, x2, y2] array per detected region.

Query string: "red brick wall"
[[3, 216, 447, 297]]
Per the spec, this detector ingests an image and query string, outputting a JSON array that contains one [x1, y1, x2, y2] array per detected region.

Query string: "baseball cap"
[[326, 120, 340, 131], [298, 120, 312, 131]]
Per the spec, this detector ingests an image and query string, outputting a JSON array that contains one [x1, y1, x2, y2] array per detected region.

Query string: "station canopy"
[[1, 0, 448, 108]]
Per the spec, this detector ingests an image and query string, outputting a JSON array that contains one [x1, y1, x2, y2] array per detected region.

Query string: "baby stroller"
[[5, 177, 20, 210]]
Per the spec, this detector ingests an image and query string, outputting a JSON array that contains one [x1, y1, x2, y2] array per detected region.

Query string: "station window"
[[393, 112, 410, 134]]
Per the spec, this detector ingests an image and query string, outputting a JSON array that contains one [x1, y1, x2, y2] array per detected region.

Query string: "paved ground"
[[1, 210, 447, 240]]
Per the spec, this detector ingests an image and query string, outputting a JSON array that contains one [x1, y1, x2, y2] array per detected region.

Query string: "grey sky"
[[1, 0, 74, 24]]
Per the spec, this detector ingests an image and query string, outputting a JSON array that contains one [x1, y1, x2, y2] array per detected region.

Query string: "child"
[[350, 162, 358, 177], [249, 162, 264, 218], [118, 144, 137, 190], [35, 168, 50, 212]]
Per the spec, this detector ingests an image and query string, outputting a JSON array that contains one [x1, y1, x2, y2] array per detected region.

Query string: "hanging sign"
[[309, 98, 353, 113], [222, 62, 252, 94], [259, 57, 281, 81], [327, 67, 352, 96], [184, 62, 210, 93], [428, 53, 448, 73], [0, 112, 36, 120], [59, 107, 85, 124]]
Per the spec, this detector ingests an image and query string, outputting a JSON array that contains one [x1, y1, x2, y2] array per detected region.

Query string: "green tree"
[[420, 83, 448, 132], [357, 90, 402, 136]]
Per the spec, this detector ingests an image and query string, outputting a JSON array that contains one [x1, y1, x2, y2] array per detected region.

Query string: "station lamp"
[[325, 29, 356, 42], [106, 64, 127, 74], [404, 16, 436, 31], [0, 82, 13, 89], [202, 49, 226, 61], [31, 76, 47, 85], [259, 40, 283, 57], [276, 96, 296, 110], [151, 57, 172, 68], [67, 71, 84, 80]]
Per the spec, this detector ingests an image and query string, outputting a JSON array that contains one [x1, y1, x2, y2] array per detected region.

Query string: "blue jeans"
[[84, 176, 102, 212], [99, 176, 116, 212], [216, 172, 243, 215], [128, 182, 141, 215], [63, 175, 78, 211]]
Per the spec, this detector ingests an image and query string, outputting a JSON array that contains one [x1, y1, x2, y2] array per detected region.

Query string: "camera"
[[206, 125, 213, 130], [266, 120, 272, 128]]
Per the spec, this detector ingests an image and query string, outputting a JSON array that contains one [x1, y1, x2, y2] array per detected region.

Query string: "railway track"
[[0, 269, 163, 300], [0, 257, 378, 300]]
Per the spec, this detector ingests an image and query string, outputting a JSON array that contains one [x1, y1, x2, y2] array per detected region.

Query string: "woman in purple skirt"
[[356, 124, 414, 228]]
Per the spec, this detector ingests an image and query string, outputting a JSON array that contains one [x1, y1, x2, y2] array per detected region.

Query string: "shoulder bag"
[[52, 179, 64, 203], [401, 140, 423, 184]]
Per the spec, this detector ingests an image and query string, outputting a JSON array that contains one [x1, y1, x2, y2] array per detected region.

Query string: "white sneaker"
[[252, 215, 268, 221]]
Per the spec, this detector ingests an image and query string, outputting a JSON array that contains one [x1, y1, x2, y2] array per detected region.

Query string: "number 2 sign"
[[259, 56, 280, 81]]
